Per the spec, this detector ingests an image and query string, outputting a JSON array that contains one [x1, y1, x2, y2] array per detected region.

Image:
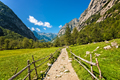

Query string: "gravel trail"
[[44, 48, 79, 80]]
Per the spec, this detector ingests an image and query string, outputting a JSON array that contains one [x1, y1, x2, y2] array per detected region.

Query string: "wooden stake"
[[27, 60, 31, 80], [50, 53, 53, 64], [96, 58, 102, 79], [79, 55, 81, 65], [32, 55, 38, 78], [90, 54, 94, 79], [14, 67, 18, 75]]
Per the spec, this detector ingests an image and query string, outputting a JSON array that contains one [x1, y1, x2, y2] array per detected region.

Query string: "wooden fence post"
[[79, 55, 81, 65], [32, 55, 38, 78], [14, 67, 18, 75], [50, 53, 53, 64], [70, 50, 72, 58], [27, 60, 31, 80], [96, 58, 102, 79], [90, 54, 94, 79]]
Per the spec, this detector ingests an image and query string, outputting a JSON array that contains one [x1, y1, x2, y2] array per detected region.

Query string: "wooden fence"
[[69, 48, 101, 80], [8, 48, 61, 80]]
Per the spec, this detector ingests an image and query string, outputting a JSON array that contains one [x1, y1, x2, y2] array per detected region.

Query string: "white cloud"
[[28, 27, 30, 29], [28, 15, 52, 28], [59, 25, 62, 28], [36, 21, 44, 26], [44, 28, 46, 30], [36, 28, 40, 31], [28, 16, 38, 25], [31, 27, 35, 31], [44, 22, 52, 28]]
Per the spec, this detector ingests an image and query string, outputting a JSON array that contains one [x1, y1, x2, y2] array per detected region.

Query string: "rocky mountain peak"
[[57, 18, 79, 37]]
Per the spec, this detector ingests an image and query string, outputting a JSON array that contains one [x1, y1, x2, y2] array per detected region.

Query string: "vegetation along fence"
[[8, 48, 61, 80], [69, 48, 101, 80]]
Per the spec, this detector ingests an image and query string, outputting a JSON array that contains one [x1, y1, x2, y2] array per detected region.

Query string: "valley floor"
[[44, 48, 79, 80]]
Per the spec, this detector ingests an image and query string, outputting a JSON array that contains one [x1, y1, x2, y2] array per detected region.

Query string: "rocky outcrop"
[[97, 0, 117, 22], [79, 0, 109, 24], [0, 1, 37, 40], [78, 0, 118, 27], [58, 18, 79, 37]]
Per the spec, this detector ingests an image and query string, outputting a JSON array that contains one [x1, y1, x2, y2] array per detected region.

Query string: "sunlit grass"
[[67, 39, 120, 80], [0, 47, 60, 80]]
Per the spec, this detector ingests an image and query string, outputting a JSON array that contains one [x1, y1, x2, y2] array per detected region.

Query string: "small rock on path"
[[44, 48, 79, 80]]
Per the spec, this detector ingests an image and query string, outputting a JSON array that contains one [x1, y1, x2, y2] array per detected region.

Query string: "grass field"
[[67, 39, 120, 80], [0, 47, 60, 80]]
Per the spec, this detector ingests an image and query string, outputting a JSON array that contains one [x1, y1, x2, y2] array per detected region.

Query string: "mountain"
[[58, 18, 79, 37], [0, 1, 37, 40], [33, 31, 57, 42], [58, 0, 119, 37], [77, 0, 117, 30]]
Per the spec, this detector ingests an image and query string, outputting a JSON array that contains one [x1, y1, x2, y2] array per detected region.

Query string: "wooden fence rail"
[[71, 51, 97, 66], [9, 48, 61, 80], [69, 48, 101, 80]]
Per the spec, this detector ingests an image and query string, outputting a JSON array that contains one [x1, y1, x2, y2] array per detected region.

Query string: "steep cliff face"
[[58, 18, 79, 37], [97, 0, 117, 22], [0, 1, 37, 40], [79, 0, 108, 24], [77, 0, 117, 29]]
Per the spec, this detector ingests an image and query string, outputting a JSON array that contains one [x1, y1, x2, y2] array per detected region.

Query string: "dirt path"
[[44, 48, 79, 80]]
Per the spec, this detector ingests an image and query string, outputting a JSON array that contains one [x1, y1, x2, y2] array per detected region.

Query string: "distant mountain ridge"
[[0, 1, 37, 40], [33, 31, 57, 42]]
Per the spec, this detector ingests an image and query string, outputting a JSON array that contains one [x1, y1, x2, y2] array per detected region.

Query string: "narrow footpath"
[[44, 48, 79, 80]]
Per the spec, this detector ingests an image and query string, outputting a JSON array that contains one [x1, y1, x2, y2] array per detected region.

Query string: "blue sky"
[[0, 0, 90, 33]]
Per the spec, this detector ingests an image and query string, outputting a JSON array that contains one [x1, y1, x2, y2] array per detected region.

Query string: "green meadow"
[[0, 47, 60, 80], [67, 39, 120, 80]]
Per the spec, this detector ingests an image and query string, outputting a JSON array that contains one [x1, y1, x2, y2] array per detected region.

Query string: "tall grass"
[[0, 47, 60, 80], [67, 39, 120, 80]]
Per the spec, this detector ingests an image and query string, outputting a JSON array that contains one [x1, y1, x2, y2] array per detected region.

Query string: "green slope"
[[0, 47, 60, 79], [67, 39, 120, 80]]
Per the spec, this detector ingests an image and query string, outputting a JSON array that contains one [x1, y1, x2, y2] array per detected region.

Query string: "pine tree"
[[54, 36, 60, 47], [59, 35, 65, 46], [72, 27, 78, 45], [65, 25, 71, 45]]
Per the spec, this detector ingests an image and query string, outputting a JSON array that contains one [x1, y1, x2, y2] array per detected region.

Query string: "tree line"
[[0, 36, 55, 50], [0, 26, 55, 50]]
